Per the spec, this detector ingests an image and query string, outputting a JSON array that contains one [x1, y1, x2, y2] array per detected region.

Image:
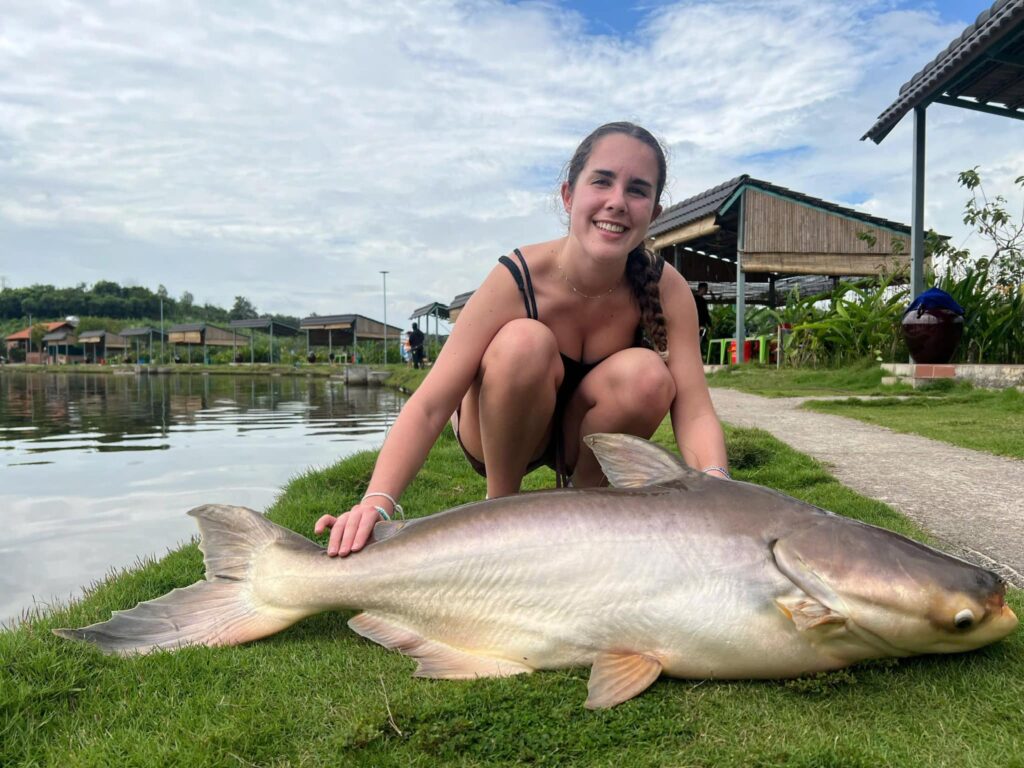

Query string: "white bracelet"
[[362, 492, 404, 519], [702, 466, 731, 480]]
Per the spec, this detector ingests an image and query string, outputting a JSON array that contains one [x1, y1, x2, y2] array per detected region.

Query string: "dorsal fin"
[[583, 433, 704, 489]]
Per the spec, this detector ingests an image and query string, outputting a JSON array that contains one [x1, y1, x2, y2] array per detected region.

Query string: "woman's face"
[[561, 133, 663, 262]]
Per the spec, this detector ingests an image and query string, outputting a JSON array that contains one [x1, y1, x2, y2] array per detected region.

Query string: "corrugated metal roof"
[[449, 291, 474, 310], [120, 326, 167, 338], [864, 0, 1024, 143], [410, 302, 450, 320], [229, 318, 300, 334], [649, 176, 910, 239]]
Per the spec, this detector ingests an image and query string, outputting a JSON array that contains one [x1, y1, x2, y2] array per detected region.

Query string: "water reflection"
[[0, 371, 401, 624]]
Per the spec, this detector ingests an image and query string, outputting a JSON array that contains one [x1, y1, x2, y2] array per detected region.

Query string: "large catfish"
[[55, 434, 1018, 708]]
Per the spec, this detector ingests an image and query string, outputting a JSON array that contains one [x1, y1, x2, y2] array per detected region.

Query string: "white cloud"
[[0, 0, 1020, 319]]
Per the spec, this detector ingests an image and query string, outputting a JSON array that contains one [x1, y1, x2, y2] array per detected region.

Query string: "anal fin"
[[586, 651, 663, 709], [348, 612, 532, 680]]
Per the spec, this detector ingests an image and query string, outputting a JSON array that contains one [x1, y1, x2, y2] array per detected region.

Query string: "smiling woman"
[[316, 122, 729, 557]]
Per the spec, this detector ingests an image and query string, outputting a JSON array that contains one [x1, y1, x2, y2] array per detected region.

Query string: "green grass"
[[2, 387, 1022, 766], [704, 361, 925, 398], [804, 387, 1024, 460]]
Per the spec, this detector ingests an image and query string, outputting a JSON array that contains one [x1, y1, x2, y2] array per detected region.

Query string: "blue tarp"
[[905, 287, 964, 316]]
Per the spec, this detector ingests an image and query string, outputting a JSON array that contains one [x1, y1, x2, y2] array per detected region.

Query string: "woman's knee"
[[481, 319, 561, 386], [611, 349, 676, 415]]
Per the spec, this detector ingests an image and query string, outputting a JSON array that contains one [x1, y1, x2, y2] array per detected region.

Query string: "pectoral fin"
[[348, 612, 532, 679], [585, 651, 663, 709], [775, 595, 847, 631]]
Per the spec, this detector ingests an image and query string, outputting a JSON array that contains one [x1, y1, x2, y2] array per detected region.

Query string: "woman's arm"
[[658, 267, 729, 474], [316, 261, 526, 556]]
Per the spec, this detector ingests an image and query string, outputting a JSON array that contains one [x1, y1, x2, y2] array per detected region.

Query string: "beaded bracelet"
[[702, 466, 732, 480], [362, 491, 405, 519]]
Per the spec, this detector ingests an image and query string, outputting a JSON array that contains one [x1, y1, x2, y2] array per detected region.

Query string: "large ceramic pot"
[[901, 308, 964, 364]]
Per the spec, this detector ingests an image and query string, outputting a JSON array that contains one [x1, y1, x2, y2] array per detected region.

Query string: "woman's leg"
[[560, 348, 676, 486], [454, 319, 564, 498]]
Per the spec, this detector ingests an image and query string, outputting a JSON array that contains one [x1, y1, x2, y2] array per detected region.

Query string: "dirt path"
[[710, 388, 1024, 588]]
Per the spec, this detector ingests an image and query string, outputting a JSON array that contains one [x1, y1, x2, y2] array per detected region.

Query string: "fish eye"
[[954, 609, 975, 629]]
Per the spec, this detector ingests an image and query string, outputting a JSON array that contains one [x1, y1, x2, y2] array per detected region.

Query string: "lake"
[[0, 370, 402, 625]]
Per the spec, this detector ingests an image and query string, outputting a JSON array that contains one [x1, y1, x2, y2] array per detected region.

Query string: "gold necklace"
[[556, 261, 621, 299]]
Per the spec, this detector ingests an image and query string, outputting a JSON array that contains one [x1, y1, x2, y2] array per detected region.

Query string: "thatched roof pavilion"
[[167, 323, 244, 364], [864, 0, 1024, 299]]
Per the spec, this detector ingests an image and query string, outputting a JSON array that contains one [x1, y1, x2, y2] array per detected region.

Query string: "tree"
[[180, 291, 194, 313], [229, 296, 258, 320], [958, 168, 1024, 287]]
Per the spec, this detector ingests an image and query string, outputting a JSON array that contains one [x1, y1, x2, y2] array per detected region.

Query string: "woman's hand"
[[315, 503, 383, 557]]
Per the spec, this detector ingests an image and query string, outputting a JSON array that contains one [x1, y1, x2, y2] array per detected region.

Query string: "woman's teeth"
[[595, 222, 625, 233]]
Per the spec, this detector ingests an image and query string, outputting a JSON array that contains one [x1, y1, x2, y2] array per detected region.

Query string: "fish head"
[[773, 519, 1018, 657]]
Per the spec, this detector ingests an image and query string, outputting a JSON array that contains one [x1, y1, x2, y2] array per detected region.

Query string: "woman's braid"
[[626, 245, 668, 360]]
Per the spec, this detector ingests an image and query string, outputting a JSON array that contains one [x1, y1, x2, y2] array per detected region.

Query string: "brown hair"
[[565, 122, 669, 358]]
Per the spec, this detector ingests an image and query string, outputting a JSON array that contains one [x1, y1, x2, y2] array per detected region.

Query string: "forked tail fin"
[[53, 504, 320, 655]]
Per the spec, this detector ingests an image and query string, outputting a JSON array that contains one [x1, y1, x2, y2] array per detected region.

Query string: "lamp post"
[[380, 270, 389, 364]]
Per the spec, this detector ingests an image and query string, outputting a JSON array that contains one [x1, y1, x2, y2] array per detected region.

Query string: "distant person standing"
[[693, 282, 712, 338], [409, 322, 426, 369]]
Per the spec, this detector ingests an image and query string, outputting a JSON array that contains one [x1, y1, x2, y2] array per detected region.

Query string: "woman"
[[317, 122, 728, 557]]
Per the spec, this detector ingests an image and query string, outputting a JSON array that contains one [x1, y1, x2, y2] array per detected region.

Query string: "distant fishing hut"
[[646, 176, 913, 362], [448, 292, 473, 323], [409, 301, 449, 353], [120, 326, 168, 363], [167, 323, 243, 364], [300, 314, 403, 363], [41, 326, 82, 365], [229, 318, 301, 364], [4, 320, 75, 364], [78, 330, 129, 364]]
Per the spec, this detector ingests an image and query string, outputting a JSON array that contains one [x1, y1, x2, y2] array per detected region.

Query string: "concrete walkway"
[[710, 388, 1024, 588]]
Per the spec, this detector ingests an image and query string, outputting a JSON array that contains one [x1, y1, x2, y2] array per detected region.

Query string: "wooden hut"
[[167, 323, 241, 364], [41, 326, 82, 364], [120, 326, 168, 363], [447, 292, 474, 323], [77, 330, 129, 363], [647, 175, 913, 361], [5, 321, 77, 363], [300, 314, 403, 362]]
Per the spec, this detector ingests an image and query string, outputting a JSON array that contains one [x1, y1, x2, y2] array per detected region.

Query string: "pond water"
[[0, 371, 402, 625]]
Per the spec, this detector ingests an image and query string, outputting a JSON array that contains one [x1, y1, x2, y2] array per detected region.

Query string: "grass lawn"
[[803, 387, 1024, 460], [2, 376, 1022, 766], [704, 361, 926, 398]]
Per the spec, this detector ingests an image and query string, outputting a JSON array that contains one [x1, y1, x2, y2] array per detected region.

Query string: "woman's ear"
[[560, 181, 573, 213]]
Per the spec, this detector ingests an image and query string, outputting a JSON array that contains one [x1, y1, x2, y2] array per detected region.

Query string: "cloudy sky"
[[1, 0, 1021, 326]]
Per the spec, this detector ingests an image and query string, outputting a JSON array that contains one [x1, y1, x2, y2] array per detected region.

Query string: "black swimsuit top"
[[499, 249, 644, 369]]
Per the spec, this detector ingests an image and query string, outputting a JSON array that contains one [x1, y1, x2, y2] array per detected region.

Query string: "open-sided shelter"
[[77, 330, 129, 363], [864, 0, 1024, 298], [41, 326, 82, 364], [229, 318, 300, 364], [120, 326, 168, 363], [167, 323, 243, 364], [300, 314, 403, 361], [409, 301, 450, 350], [647, 175, 912, 361]]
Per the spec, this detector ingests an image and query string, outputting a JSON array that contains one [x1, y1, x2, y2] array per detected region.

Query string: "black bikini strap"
[[498, 249, 538, 320], [513, 248, 538, 320]]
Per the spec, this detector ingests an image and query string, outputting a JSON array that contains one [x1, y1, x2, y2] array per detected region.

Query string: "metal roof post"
[[911, 105, 927, 300], [735, 190, 747, 364]]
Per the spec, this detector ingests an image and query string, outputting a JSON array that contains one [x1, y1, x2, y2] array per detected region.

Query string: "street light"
[[380, 270, 389, 364]]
